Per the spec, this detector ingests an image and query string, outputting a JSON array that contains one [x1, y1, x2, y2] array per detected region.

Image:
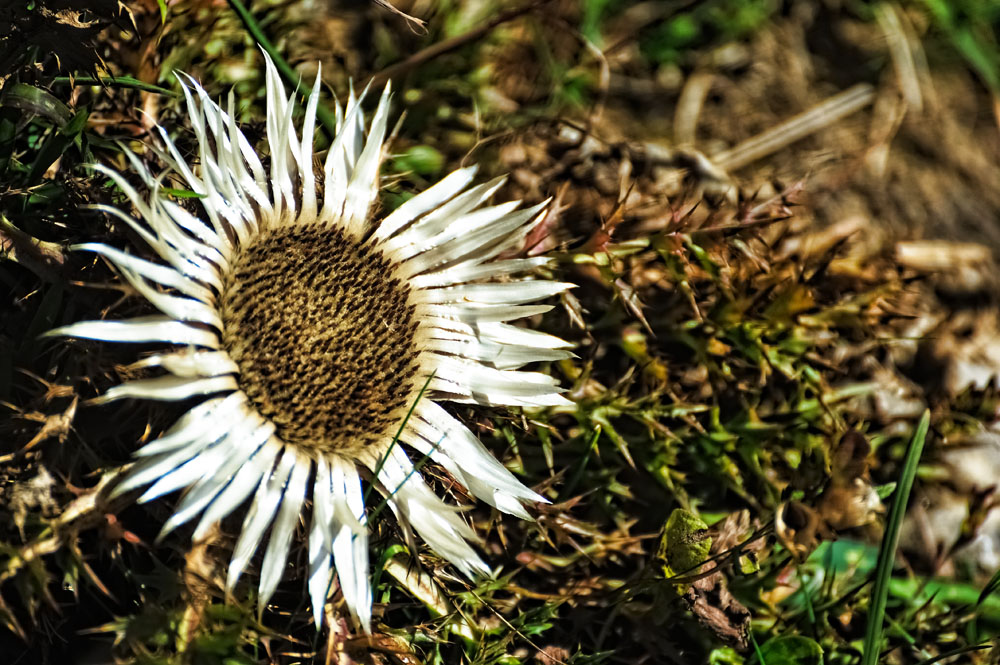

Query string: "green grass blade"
[[52, 76, 179, 97], [861, 409, 930, 665], [976, 567, 1000, 607]]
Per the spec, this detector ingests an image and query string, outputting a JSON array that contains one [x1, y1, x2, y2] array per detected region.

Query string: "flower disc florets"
[[221, 223, 421, 454]]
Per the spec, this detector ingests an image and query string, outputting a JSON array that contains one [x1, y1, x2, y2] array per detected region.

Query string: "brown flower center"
[[220, 223, 421, 453]]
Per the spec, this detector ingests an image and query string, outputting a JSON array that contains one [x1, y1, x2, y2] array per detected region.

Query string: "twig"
[[876, 3, 923, 111], [371, 0, 427, 32], [712, 83, 876, 172], [365, 0, 557, 89], [674, 70, 715, 146]]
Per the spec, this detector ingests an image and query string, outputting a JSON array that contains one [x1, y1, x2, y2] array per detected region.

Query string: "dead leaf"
[[775, 501, 822, 560], [683, 573, 750, 649]]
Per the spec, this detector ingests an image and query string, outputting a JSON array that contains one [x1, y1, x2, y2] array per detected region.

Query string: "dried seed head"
[[220, 223, 421, 454]]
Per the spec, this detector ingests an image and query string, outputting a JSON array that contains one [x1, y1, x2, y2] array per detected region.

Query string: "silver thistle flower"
[[49, 55, 573, 629]]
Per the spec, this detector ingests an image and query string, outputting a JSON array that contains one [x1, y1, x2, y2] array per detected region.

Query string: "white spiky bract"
[[50, 54, 573, 630]]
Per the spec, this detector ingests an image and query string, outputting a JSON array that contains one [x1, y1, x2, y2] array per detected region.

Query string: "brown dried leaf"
[[683, 573, 750, 649], [775, 501, 822, 560]]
